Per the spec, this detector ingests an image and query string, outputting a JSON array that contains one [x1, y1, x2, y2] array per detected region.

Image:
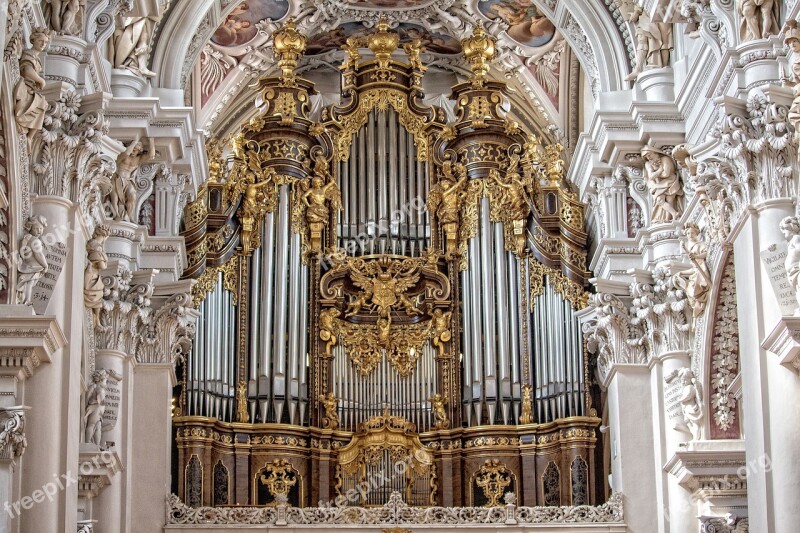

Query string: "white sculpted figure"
[[641, 145, 683, 223], [44, 0, 86, 35], [673, 223, 712, 318], [665, 367, 704, 441], [14, 29, 51, 147], [15, 215, 49, 306], [84, 225, 110, 326], [110, 137, 154, 221], [624, 5, 673, 81], [783, 21, 800, 135], [83, 369, 123, 446], [780, 216, 800, 312], [738, 0, 779, 41], [110, 14, 159, 77]]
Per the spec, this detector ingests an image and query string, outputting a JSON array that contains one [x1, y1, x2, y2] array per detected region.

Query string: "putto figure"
[[665, 367, 703, 441], [781, 216, 800, 313], [84, 225, 111, 327], [14, 29, 51, 147], [83, 369, 123, 446], [641, 144, 683, 223], [15, 215, 49, 306], [44, 0, 86, 35], [673, 223, 711, 318]]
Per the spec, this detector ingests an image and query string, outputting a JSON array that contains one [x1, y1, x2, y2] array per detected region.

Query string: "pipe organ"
[[176, 19, 600, 510]]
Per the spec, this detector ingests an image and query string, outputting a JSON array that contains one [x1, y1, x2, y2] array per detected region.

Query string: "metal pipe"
[[508, 252, 520, 384], [273, 186, 290, 403], [480, 202, 496, 420], [359, 120, 367, 254], [261, 211, 276, 381], [407, 131, 416, 256], [495, 224, 509, 382]]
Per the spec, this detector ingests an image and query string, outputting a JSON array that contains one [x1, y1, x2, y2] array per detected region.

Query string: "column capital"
[[0, 406, 30, 461]]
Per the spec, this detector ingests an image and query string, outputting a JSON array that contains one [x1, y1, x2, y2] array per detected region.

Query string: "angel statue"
[[664, 367, 703, 441], [429, 393, 449, 429], [319, 308, 340, 356], [320, 392, 339, 430], [298, 154, 341, 254], [84, 225, 110, 327], [14, 29, 51, 148], [427, 159, 468, 256], [15, 215, 49, 306], [672, 223, 711, 318], [110, 14, 159, 77], [489, 153, 531, 256], [430, 308, 452, 357], [624, 4, 673, 81]]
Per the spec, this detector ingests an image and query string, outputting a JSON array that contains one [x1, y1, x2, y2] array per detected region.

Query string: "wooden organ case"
[[175, 19, 601, 510]]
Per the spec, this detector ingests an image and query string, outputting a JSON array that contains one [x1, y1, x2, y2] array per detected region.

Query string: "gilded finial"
[[368, 17, 400, 68], [272, 18, 307, 84], [461, 26, 496, 86]]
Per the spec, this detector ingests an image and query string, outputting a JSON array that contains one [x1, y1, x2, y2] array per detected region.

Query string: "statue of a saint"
[[642, 145, 683, 223], [110, 137, 154, 222], [624, 6, 673, 81], [110, 14, 159, 77], [84, 225, 110, 327], [673, 223, 712, 318], [15, 215, 49, 306], [44, 0, 85, 35], [781, 216, 800, 312], [14, 29, 51, 147], [664, 367, 703, 441], [738, 0, 779, 41], [83, 368, 123, 446]]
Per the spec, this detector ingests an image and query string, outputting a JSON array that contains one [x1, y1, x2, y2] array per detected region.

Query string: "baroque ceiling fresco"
[[195, 0, 577, 138]]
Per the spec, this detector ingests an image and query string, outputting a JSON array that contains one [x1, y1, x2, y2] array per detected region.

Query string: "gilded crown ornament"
[[368, 17, 400, 68], [272, 18, 307, 84], [461, 26, 496, 86]]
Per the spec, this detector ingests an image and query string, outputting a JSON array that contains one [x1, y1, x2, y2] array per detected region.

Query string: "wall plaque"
[[31, 242, 68, 315], [760, 242, 796, 316]]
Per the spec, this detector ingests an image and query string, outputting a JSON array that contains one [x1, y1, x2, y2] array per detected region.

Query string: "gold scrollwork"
[[191, 255, 240, 307], [519, 383, 534, 424], [320, 392, 340, 430], [529, 258, 589, 311], [259, 459, 298, 501], [475, 460, 512, 507]]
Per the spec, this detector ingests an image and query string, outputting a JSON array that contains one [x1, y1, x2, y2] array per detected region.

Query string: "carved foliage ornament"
[[260, 459, 298, 501], [475, 460, 512, 508]]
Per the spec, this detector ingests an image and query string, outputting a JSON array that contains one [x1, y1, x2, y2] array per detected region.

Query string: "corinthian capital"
[[137, 292, 199, 365], [0, 406, 29, 460]]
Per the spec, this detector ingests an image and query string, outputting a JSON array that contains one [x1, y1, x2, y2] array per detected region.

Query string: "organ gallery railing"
[[175, 19, 600, 510]]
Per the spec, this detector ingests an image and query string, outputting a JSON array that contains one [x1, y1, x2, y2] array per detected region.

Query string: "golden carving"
[[368, 17, 400, 69], [319, 308, 340, 356], [272, 91, 297, 126], [430, 393, 449, 429], [236, 380, 248, 423], [320, 392, 340, 430], [430, 308, 452, 357], [344, 256, 423, 319], [191, 255, 240, 307], [206, 139, 226, 184], [519, 384, 534, 424], [272, 18, 307, 85], [259, 459, 298, 500], [461, 26, 496, 86], [486, 149, 532, 257], [428, 159, 468, 257], [529, 258, 589, 310], [475, 460, 512, 507], [337, 318, 432, 376]]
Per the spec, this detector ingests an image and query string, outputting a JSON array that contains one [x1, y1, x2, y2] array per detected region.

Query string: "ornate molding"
[[762, 316, 800, 375], [0, 314, 66, 379], [0, 406, 29, 460]]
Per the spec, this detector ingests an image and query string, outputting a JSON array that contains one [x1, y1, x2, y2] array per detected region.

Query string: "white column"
[[733, 199, 798, 533], [19, 196, 85, 533]]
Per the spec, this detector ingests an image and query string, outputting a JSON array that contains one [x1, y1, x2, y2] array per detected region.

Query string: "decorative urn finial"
[[461, 26, 496, 85], [272, 18, 307, 83]]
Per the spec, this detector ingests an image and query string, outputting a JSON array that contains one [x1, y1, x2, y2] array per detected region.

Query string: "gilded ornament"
[[260, 459, 298, 499], [320, 392, 340, 430], [319, 308, 340, 356], [272, 18, 307, 84], [429, 393, 449, 429], [427, 159, 468, 257], [519, 384, 533, 424], [430, 308, 452, 357], [367, 18, 400, 69], [475, 460, 512, 507], [461, 26, 496, 86], [236, 380, 248, 423], [292, 154, 341, 257]]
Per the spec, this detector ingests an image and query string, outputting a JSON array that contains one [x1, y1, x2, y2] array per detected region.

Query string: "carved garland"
[[709, 255, 740, 438]]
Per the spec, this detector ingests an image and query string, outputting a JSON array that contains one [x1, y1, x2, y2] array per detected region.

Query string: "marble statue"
[[84, 225, 110, 327], [780, 216, 800, 312], [110, 14, 159, 77], [83, 368, 122, 446], [14, 29, 51, 147], [783, 21, 800, 135], [641, 145, 683, 223], [665, 367, 703, 441], [15, 215, 48, 306], [673, 223, 712, 318], [44, 0, 85, 35], [624, 6, 673, 81], [110, 137, 154, 222], [738, 0, 779, 41]]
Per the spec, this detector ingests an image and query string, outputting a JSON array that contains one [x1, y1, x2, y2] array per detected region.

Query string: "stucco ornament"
[[109, 137, 155, 221], [664, 367, 704, 441], [783, 21, 800, 142], [672, 223, 711, 318], [83, 368, 123, 446], [84, 225, 110, 327], [15, 215, 48, 306], [14, 29, 51, 147], [43, 0, 86, 36], [781, 216, 800, 313], [641, 145, 683, 223], [110, 14, 159, 76], [738, 0, 779, 41]]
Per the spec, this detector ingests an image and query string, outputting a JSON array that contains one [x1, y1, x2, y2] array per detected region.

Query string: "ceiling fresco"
[[211, 0, 291, 46], [478, 0, 556, 48]]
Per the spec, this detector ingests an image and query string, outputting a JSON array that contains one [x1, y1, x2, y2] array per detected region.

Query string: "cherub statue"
[[14, 29, 51, 148], [84, 225, 110, 327], [781, 216, 800, 313], [664, 367, 703, 441], [738, 0, 779, 41], [110, 14, 159, 77], [624, 5, 673, 81], [15, 215, 49, 306], [427, 160, 468, 255], [376, 316, 391, 349], [783, 21, 800, 134], [429, 393, 449, 429], [319, 308, 340, 356], [44, 0, 85, 35], [320, 392, 339, 430], [430, 308, 452, 357], [673, 223, 711, 318], [298, 154, 341, 253], [83, 368, 123, 446], [110, 137, 155, 222], [641, 144, 683, 223]]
